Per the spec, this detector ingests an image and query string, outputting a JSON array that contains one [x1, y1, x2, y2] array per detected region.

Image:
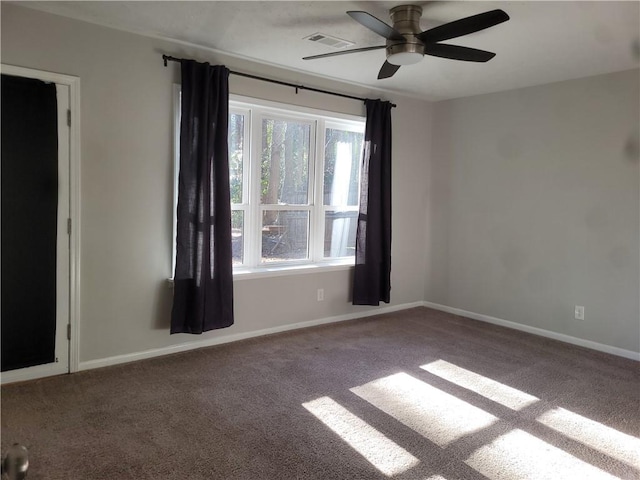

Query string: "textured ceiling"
[[16, 1, 640, 101]]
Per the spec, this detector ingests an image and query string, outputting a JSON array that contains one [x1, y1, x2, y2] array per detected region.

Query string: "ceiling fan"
[[303, 5, 509, 79]]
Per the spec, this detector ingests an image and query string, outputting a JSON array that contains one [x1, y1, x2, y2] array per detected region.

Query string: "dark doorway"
[[1, 74, 59, 371]]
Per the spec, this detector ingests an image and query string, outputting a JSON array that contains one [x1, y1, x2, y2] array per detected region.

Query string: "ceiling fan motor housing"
[[387, 5, 425, 65]]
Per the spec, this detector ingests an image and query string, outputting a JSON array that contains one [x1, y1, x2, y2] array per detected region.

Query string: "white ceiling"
[[17, 1, 640, 101]]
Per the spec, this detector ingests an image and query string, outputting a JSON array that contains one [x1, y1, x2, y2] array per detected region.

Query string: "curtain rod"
[[162, 54, 396, 108]]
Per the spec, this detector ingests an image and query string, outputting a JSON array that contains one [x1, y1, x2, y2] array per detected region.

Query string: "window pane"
[[324, 210, 358, 258], [261, 119, 311, 205], [262, 210, 309, 262], [231, 210, 244, 265], [229, 113, 244, 204], [324, 128, 363, 206]]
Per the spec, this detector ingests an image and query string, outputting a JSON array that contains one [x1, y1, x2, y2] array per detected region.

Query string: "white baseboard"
[[79, 301, 425, 371], [423, 301, 640, 361]]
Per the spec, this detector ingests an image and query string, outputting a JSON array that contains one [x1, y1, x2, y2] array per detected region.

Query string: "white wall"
[[427, 69, 640, 353], [1, 4, 431, 364]]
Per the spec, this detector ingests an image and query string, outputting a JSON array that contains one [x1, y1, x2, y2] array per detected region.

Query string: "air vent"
[[304, 33, 355, 50]]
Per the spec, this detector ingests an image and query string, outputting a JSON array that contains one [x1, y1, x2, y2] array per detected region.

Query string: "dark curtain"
[[171, 61, 234, 334], [1, 75, 58, 370], [352, 99, 393, 306]]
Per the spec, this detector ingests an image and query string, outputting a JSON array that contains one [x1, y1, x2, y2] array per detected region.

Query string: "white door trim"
[[1, 64, 81, 383]]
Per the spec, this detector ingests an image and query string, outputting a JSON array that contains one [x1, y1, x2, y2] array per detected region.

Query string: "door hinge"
[[67, 109, 71, 127], [67, 324, 71, 340], [67, 218, 72, 235]]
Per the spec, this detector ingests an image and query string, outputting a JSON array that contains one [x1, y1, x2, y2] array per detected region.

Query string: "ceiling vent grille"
[[304, 33, 355, 50]]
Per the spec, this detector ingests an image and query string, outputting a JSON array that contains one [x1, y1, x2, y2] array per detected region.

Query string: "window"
[[174, 90, 365, 274]]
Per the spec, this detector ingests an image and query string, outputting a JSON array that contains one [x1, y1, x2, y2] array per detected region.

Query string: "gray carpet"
[[2, 307, 639, 479]]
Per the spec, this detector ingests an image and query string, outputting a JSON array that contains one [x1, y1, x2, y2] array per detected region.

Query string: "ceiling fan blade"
[[378, 61, 401, 79], [347, 11, 405, 41], [303, 45, 386, 60], [417, 9, 509, 44], [424, 43, 496, 62]]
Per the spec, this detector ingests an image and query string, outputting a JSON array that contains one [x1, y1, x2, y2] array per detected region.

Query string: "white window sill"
[[233, 260, 354, 280], [167, 260, 354, 285]]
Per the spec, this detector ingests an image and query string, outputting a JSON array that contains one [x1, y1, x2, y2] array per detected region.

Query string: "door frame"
[[1, 64, 81, 383]]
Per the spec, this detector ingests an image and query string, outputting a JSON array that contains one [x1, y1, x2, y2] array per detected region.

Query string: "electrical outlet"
[[317, 289, 324, 302], [574, 305, 585, 320]]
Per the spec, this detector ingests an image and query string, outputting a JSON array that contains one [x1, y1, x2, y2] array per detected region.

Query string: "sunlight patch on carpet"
[[302, 396, 420, 477], [421, 360, 539, 410], [465, 428, 619, 480], [537, 407, 640, 468], [350, 372, 497, 447]]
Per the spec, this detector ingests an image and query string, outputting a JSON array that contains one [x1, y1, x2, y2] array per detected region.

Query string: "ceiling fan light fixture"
[[386, 51, 423, 66]]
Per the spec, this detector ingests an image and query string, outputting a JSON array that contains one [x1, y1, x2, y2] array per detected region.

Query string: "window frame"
[[172, 87, 365, 278]]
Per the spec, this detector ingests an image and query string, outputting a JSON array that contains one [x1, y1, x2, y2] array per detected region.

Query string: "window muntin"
[[174, 89, 365, 274]]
